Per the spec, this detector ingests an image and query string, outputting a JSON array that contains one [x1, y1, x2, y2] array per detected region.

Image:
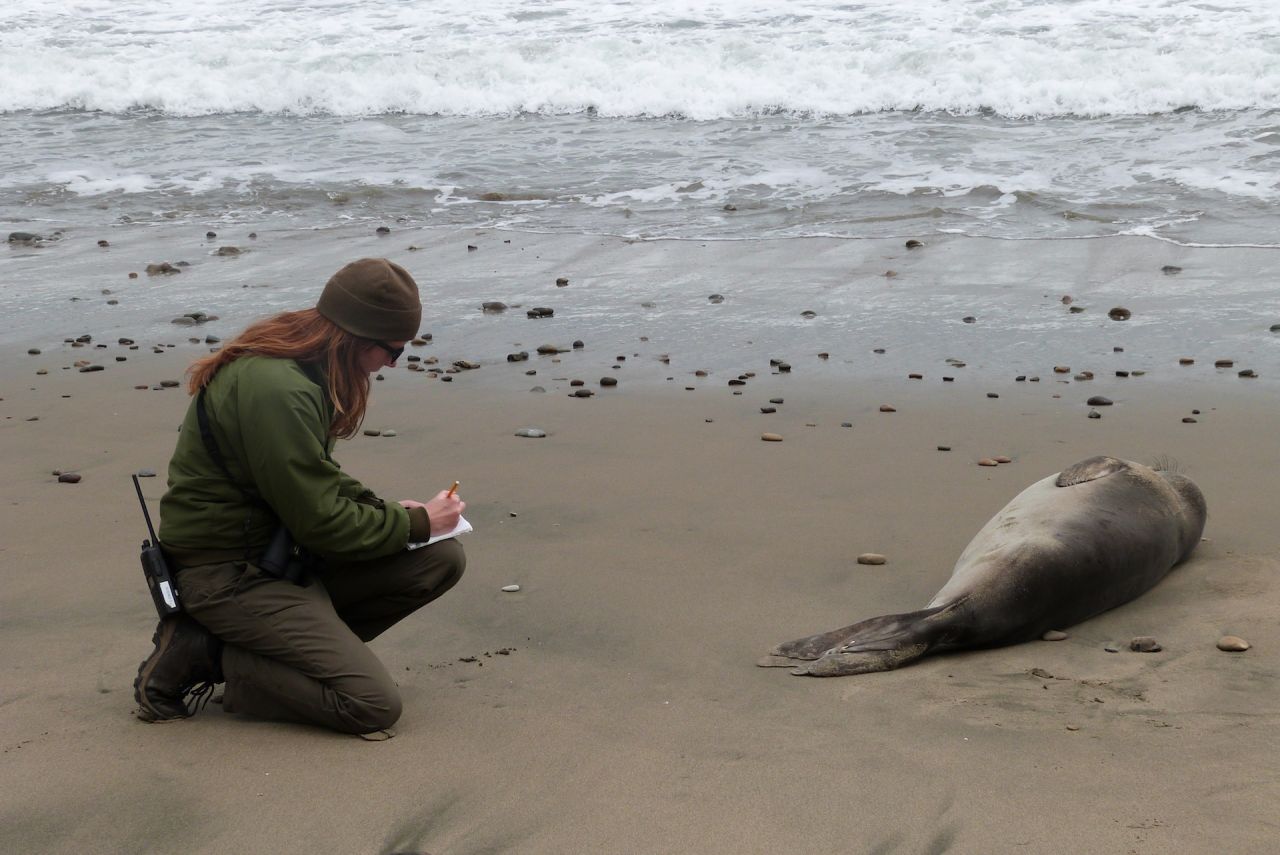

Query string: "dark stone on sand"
[[818, 352, 829, 360], [76, 334, 92, 343], [962, 316, 976, 324], [769, 398, 783, 404], [1068, 305, 1085, 313], [777, 363, 791, 373], [482, 301, 508, 313], [640, 301, 656, 308], [453, 360, 481, 370], [128, 272, 138, 279], [248, 232, 257, 239], [79, 365, 104, 373], [986, 392, 999, 399], [723, 203, 737, 211], [27, 348, 39, 355], [205, 335, 220, 344], [98, 240, 109, 247], [1087, 396, 1113, 406], [909, 373, 923, 380], [600, 377, 618, 387], [572, 340, 584, 349], [527, 307, 554, 318], [800, 310, 817, 319], [1015, 375, 1026, 382], [115, 356, 127, 362], [536, 344, 564, 355], [363, 429, 381, 437], [1129, 636, 1162, 653], [1238, 369, 1257, 378], [1116, 370, 1129, 377], [856, 553, 886, 565], [507, 351, 530, 362], [1108, 307, 1131, 321], [1182, 416, 1198, 423], [842, 422, 852, 428], [159, 380, 180, 388], [206, 231, 217, 238], [215, 246, 242, 256], [1088, 409, 1101, 419], [905, 239, 923, 249], [146, 262, 179, 275], [8, 232, 41, 243], [708, 294, 724, 303], [556, 277, 569, 287], [873, 348, 885, 354], [937, 445, 950, 451], [760, 406, 776, 414], [58, 473, 81, 483], [1214, 359, 1234, 368], [1271, 324, 1280, 332], [572, 389, 594, 398], [1179, 358, 1194, 365], [137, 468, 156, 477], [728, 379, 746, 386], [879, 405, 896, 412], [440, 375, 452, 382], [943, 376, 954, 382], [1161, 265, 1181, 274], [1192, 409, 1201, 414], [410, 338, 428, 346], [1104, 642, 1121, 653], [570, 379, 584, 387], [530, 386, 545, 393], [376, 226, 391, 234]]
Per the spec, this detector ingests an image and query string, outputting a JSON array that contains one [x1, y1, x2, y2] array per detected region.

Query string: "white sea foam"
[[2, 0, 1278, 118]]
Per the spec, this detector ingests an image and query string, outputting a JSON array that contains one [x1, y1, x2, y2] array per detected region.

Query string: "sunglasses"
[[368, 340, 405, 362]]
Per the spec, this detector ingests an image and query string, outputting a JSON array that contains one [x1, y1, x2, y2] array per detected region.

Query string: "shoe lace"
[[184, 680, 217, 716]]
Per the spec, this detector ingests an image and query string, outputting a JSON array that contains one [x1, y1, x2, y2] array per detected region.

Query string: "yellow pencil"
[[446, 480, 460, 498]]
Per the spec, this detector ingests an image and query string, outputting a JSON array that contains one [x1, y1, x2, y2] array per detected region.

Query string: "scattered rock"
[[27, 348, 40, 355], [905, 239, 923, 249], [514, 428, 546, 438], [841, 422, 852, 428], [978, 458, 999, 467], [986, 392, 999, 399], [146, 262, 180, 275], [1115, 370, 1129, 377], [760, 406, 776, 414], [908, 373, 923, 380], [1214, 359, 1234, 368], [214, 246, 243, 256], [58, 472, 81, 483], [1161, 265, 1182, 274], [1087, 396, 1113, 406], [1065, 724, 1080, 732], [452, 360, 481, 371], [1238, 369, 1257, 378], [1042, 630, 1069, 641], [572, 389, 594, 398], [728, 379, 746, 386], [993, 456, 1012, 464], [1069, 305, 1085, 314], [1216, 636, 1250, 652], [136, 468, 157, 477], [78, 364, 104, 373], [570, 379, 584, 387], [937, 445, 951, 451], [1104, 642, 1121, 653], [529, 386, 546, 393], [600, 377, 618, 387], [8, 231, 43, 243], [962, 316, 976, 324], [501, 584, 521, 593], [1108, 307, 1131, 321], [536, 345, 565, 355], [708, 294, 724, 304], [1130, 636, 1162, 653], [1088, 409, 1102, 419], [482, 301, 508, 313], [1182, 417, 1198, 423], [800, 310, 817, 319], [159, 380, 180, 388], [572, 340, 584, 349], [879, 404, 896, 412], [1053, 366, 1070, 374], [507, 351, 530, 362], [1179, 357, 1194, 365], [526, 307, 554, 319], [761, 433, 783, 442], [363, 429, 381, 437], [723, 203, 736, 211], [856, 553, 887, 565], [555, 277, 569, 287]]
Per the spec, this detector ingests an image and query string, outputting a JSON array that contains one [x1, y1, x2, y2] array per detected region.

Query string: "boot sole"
[[133, 619, 187, 722]]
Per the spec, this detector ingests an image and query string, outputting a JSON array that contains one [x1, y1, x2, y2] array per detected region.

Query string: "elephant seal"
[[760, 456, 1207, 676]]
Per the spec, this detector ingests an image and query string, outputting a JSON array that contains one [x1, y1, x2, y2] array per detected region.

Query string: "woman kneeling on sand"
[[133, 258, 466, 735]]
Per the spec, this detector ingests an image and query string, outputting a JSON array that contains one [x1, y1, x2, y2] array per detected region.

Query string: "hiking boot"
[[133, 614, 223, 722]]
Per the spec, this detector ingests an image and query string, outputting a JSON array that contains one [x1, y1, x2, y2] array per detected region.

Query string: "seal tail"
[[759, 603, 960, 677]]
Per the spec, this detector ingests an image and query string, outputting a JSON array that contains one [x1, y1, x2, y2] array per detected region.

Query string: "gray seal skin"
[[760, 456, 1208, 676]]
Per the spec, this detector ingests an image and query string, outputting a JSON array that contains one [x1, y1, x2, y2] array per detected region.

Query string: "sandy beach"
[[2, 228, 1278, 854]]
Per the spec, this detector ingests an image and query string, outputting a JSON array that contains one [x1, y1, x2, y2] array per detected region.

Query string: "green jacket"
[[159, 356, 429, 565]]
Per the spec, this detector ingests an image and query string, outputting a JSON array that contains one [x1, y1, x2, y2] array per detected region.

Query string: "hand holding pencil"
[[404, 481, 466, 536]]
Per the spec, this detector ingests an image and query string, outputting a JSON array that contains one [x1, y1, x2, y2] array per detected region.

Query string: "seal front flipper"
[[761, 605, 952, 673]]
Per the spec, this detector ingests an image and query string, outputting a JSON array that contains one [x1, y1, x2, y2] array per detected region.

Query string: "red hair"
[[186, 309, 370, 439]]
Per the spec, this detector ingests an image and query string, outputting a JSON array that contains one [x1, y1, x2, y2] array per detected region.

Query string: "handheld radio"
[[132, 474, 181, 617]]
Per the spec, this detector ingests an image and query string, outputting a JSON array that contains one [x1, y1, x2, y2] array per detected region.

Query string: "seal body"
[[761, 456, 1207, 676]]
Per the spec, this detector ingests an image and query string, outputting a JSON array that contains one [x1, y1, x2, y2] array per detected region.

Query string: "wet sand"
[[1, 229, 1278, 854]]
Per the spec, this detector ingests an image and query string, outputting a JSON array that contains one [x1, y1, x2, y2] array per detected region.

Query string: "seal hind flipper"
[[761, 606, 951, 674], [1055, 455, 1129, 487]]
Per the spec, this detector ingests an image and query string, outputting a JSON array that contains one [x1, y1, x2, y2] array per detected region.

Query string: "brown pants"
[[176, 540, 465, 734]]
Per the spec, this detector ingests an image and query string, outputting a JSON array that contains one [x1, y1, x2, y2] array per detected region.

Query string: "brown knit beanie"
[[316, 258, 422, 341]]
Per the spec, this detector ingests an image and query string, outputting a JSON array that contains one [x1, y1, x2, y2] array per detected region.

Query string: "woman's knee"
[[416, 538, 466, 594], [333, 679, 402, 734]]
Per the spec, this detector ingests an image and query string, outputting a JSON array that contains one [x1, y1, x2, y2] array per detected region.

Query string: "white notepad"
[[407, 515, 473, 549]]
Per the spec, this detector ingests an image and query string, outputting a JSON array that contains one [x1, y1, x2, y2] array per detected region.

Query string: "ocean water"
[[2, 0, 1279, 246]]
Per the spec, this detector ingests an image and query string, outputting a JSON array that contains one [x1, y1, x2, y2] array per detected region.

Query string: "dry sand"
[[2, 230, 1278, 854]]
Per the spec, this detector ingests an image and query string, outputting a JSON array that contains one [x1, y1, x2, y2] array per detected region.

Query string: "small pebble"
[[363, 429, 381, 437], [986, 392, 999, 399], [905, 239, 923, 249], [1042, 630, 1069, 641], [760, 406, 776, 414], [769, 398, 783, 404], [856, 553, 887, 565], [1238, 369, 1257, 378], [530, 386, 546, 393], [1053, 366, 1070, 374], [908, 373, 923, 380], [879, 405, 896, 413], [978, 458, 999, 467], [380, 429, 397, 437], [514, 428, 546, 438], [1182, 417, 1198, 423], [761, 433, 783, 442], [1179, 358, 1194, 365], [1217, 636, 1250, 652], [58, 473, 81, 484], [136, 469, 156, 477], [1087, 396, 1113, 406], [841, 422, 852, 428], [1104, 642, 1121, 653], [993, 455, 1012, 464], [1130, 636, 1162, 653], [937, 445, 951, 451], [1065, 724, 1080, 732], [1214, 359, 1234, 368], [572, 389, 593, 398], [600, 377, 618, 387], [1087, 409, 1101, 419], [555, 277, 569, 287], [501, 584, 521, 593], [1108, 307, 1131, 321], [1161, 265, 1182, 274]]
